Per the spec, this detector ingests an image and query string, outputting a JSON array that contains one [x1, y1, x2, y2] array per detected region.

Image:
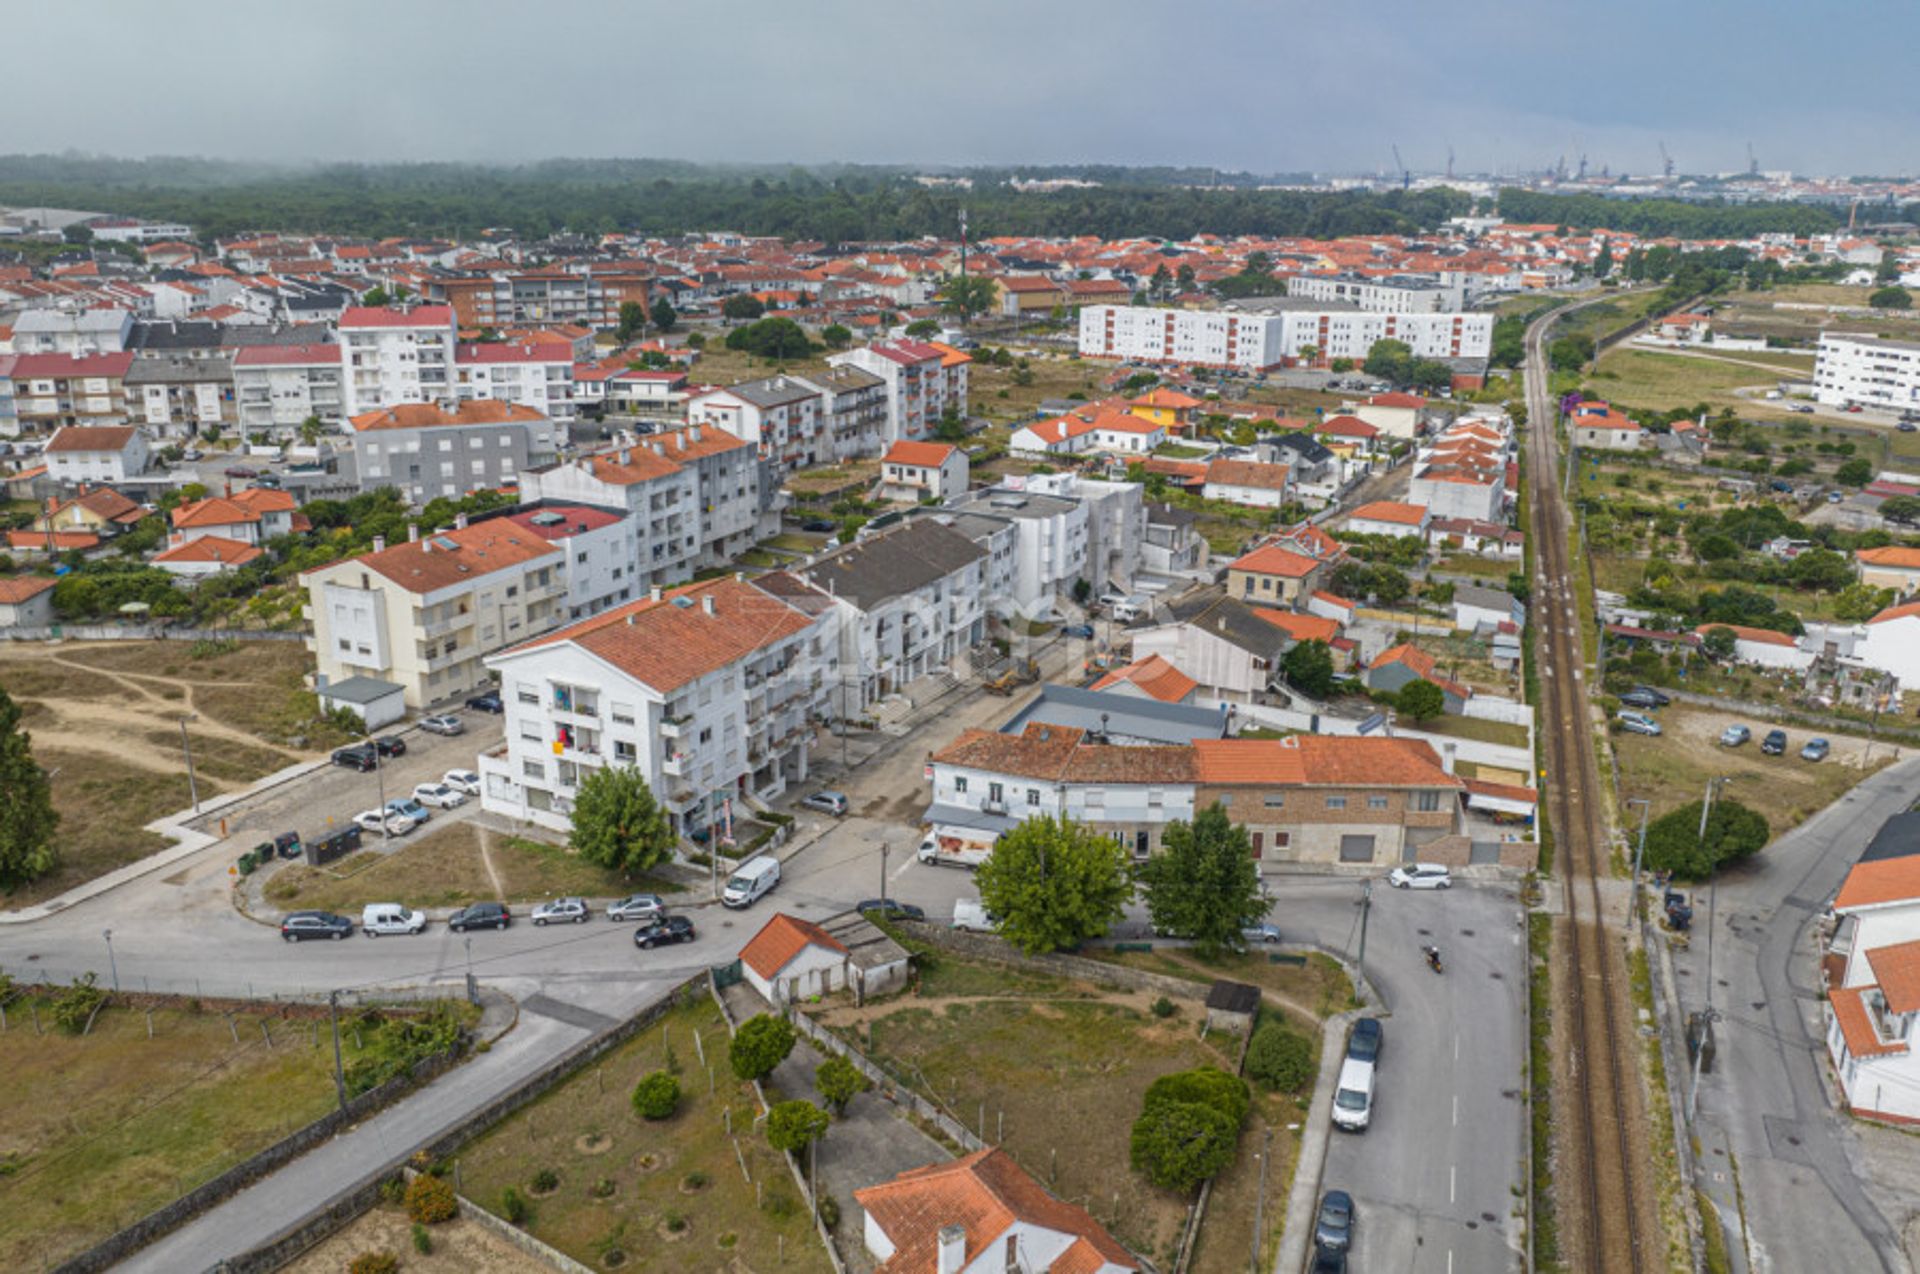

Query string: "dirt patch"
[[282, 1203, 546, 1273]]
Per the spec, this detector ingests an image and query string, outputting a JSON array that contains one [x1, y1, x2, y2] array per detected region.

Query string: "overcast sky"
[[11, 0, 1913, 178]]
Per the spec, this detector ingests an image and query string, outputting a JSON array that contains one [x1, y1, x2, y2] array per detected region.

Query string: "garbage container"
[[237, 852, 256, 876]]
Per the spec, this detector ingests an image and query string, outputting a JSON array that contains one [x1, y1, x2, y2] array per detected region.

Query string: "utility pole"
[[1249, 1124, 1273, 1273], [1688, 776, 1731, 1123], [179, 716, 200, 813], [370, 730, 388, 842], [1356, 879, 1373, 972], [102, 929, 119, 994], [1627, 798, 1652, 923], [328, 990, 348, 1113], [958, 207, 971, 329]]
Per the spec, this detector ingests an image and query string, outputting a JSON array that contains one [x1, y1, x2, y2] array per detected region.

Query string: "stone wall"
[[898, 920, 1210, 1001]]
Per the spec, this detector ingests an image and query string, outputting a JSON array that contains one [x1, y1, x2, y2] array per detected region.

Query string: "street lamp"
[[1687, 775, 1735, 1123], [102, 928, 118, 994], [1626, 798, 1652, 923], [368, 730, 389, 842], [178, 715, 200, 813]]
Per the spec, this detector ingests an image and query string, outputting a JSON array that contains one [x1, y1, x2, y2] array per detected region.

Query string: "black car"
[[1310, 1248, 1348, 1274], [331, 744, 378, 772], [855, 899, 926, 921], [634, 915, 697, 949], [465, 692, 505, 714], [1617, 689, 1665, 710], [373, 735, 407, 758], [449, 902, 511, 932], [801, 518, 838, 533], [1762, 728, 1789, 756], [1347, 1018, 1382, 1065], [1630, 685, 1672, 707], [281, 911, 353, 942], [1315, 1189, 1354, 1253]]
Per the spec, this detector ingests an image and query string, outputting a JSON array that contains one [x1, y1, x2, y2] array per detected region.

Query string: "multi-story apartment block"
[[477, 573, 829, 836], [1081, 302, 1491, 369], [302, 517, 565, 710], [231, 343, 345, 437], [943, 485, 1092, 617], [348, 401, 559, 505], [1814, 333, 1920, 411], [1286, 273, 1466, 313], [688, 376, 825, 471], [795, 364, 890, 461], [422, 268, 651, 331], [454, 340, 576, 423], [10, 308, 135, 356], [338, 305, 458, 418], [4, 352, 136, 434], [498, 504, 640, 620], [124, 352, 237, 439], [826, 339, 969, 442], [44, 424, 151, 483]]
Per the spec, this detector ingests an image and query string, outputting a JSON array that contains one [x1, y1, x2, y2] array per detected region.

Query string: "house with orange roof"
[[34, 485, 146, 536], [1825, 812, 1920, 1122], [1202, 458, 1294, 509], [1090, 653, 1200, 705], [992, 273, 1068, 316], [477, 573, 831, 834], [1365, 642, 1474, 713], [1694, 622, 1813, 672], [1009, 411, 1101, 457], [875, 440, 968, 502], [738, 910, 911, 1004], [1344, 500, 1432, 540], [1127, 387, 1204, 432], [1569, 401, 1645, 452], [1351, 392, 1428, 440], [1227, 539, 1329, 607], [169, 486, 300, 545], [0, 574, 57, 627], [152, 534, 264, 578], [1857, 546, 1920, 594], [854, 1148, 1141, 1273]]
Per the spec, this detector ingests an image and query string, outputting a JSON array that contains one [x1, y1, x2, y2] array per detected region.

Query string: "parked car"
[[373, 735, 407, 758], [856, 899, 926, 921], [223, 465, 259, 479], [420, 714, 464, 736], [1617, 689, 1665, 710], [411, 782, 466, 809], [1762, 728, 1789, 756], [443, 768, 483, 796], [1346, 1018, 1382, 1064], [1719, 724, 1752, 748], [281, 911, 353, 942], [361, 903, 426, 936], [1629, 685, 1671, 706], [607, 893, 665, 922], [1315, 1190, 1355, 1251], [1801, 737, 1832, 762], [180, 447, 203, 461], [800, 790, 849, 816], [1061, 623, 1095, 639], [1309, 1248, 1348, 1274], [1097, 590, 1129, 607], [384, 797, 431, 824], [1386, 863, 1452, 890], [1846, 404, 1865, 413], [1789, 404, 1815, 414], [1828, 491, 1845, 503], [464, 692, 504, 714], [1616, 710, 1662, 736], [1242, 922, 1282, 944], [635, 915, 697, 949], [353, 808, 415, 836], [331, 744, 378, 772], [448, 902, 510, 932], [532, 897, 590, 925], [1900, 422, 1920, 434], [801, 518, 838, 533]]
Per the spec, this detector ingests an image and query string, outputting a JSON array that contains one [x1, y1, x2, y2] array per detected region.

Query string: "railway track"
[[1522, 301, 1652, 1273]]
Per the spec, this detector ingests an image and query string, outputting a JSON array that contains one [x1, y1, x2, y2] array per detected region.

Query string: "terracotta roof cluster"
[[1369, 642, 1473, 701], [349, 400, 547, 432], [1204, 458, 1291, 493], [45, 425, 140, 453]]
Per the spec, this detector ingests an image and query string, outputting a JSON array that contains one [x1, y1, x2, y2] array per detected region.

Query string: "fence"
[[787, 1010, 987, 1156], [0, 624, 305, 643], [1461, 695, 1534, 726]]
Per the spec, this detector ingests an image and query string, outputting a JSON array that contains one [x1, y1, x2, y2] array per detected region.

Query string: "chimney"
[[651, 441, 665, 456], [625, 612, 635, 626], [455, 512, 468, 530], [408, 523, 421, 543], [936, 1225, 965, 1274], [422, 536, 433, 553], [619, 448, 631, 465], [702, 595, 716, 615], [677, 431, 688, 451], [650, 585, 662, 602], [372, 535, 386, 553], [1441, 742, 1457, 775]]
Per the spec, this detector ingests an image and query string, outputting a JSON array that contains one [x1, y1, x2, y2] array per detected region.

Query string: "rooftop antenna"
[[957, 206, 970, 329], [1576, 154, 1588, 181]]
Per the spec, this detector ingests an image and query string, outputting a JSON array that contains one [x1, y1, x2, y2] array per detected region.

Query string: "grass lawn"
[[58, 640, 351, 750], [0, 996, 431, 1269], [261, 823, 684, 913], [1082, 946, 1356, 1021], [3, 747, 189, 907], [1435, 554, 1520, 581], [683, 343, 832, 389], [1586, 348, 1773, 414], [1612, 704, 1891, 833], [783, 461, 879, 501], [971, 352, 1108, 424], [455, 995, 829, 1273], [1411, 713, 1531, 749]]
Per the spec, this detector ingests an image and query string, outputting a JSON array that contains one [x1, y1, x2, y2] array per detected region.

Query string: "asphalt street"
[[1679, 755, 1920, 1273]]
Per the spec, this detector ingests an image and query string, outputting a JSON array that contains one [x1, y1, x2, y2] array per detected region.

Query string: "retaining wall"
[[898, 920, 1211, 1002], [0, 625, 305, 643]]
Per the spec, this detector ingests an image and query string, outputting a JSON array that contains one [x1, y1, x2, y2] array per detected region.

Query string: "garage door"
[[1339, 834, 1376, 863], [1470, 841, 1503, 866]]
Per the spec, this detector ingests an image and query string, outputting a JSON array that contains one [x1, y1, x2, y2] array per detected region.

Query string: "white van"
[[722, 855, 782, 909], [361, 903, 426, 936], [1331, 1057, 1375, 1131], [1111, 595, 1151, 624], [953, 899, 997, 932]]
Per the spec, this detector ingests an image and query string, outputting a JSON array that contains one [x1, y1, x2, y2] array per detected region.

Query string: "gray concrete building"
[[348, 400, 558, 506]]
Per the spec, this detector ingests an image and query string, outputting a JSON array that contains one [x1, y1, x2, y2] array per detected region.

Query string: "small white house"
[[1452, 584, 1525, 634], [1345, 500, 1431, 540], [875, 440, 969, 503], [1826, 824, 1920, 1123], [1695, 622, 1814, 672], [315, 674, 408, 730], [1859, 602, 1920, 688], [0, 575, 56, 627], [741, 912, 851, 1005]]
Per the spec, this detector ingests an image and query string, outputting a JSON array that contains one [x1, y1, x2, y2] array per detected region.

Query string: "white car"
[[1242, 922, 1282, 944], [412, 782, 467, 809], [1387, 863, 1452, 890], [531, 896, 589, 925], [443, 769, 482, 796], [354, 808, 416, 836]]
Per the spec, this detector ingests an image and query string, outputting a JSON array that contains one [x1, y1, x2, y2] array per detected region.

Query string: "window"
[[519, 722, 542, 741], [954, 776, 968, 794], [1085, 788, 1105, 808], [1251, 832, 1264, 855], [517, 687, 538, 705], [522, 759, 545, 780], [1263, 793, 1285, 808], [1027, 788, 1040, 806], [1325, 795, 1347, 811], [988, 782, 1004, 803], [614, 740, 637, 763], [698, 728, 712, 744], [1416, 790, 1442, 812], [1368, 795, 1389, 811]]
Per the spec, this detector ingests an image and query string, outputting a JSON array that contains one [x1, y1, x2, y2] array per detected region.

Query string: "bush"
[[632, 1069, 681, 1120], [500, 1185, 531, 1225], [1151, 996, 1178, 1019], [349, 1254, 399, 1274], [683, 1169, 710, 1189], [818, 1193, 842, 1228], [1142, 1066, 1249, 1128], [815, 1054, 871, 1114], [766, 1099, 832, 1153], [404, 1172, 458, 1224], [1246, 1021, 1317, 1093], [411, 1223, 432, 1255], [50, 973, 108, 1035], [764, 1190, 797, 1219], [729, 1014, 796, 1082], [378, 1175, 405, 1205], [1129, 1098, 1238, 1192], [531, 1168, 559, 1193]]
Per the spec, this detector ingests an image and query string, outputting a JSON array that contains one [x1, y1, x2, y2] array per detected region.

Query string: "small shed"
[[317, 675, 407, 731], [1204, 979, 1261, 1036]]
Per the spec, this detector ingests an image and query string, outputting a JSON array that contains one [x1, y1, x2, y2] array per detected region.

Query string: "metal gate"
[[711, 959, 744, 989]]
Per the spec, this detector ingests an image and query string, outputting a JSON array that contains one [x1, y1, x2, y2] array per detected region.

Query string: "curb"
[[1273, 1003, 1380, 1274]]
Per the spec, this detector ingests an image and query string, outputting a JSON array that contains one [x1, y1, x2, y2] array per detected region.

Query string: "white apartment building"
[[232, 343, 345, 437], [794, 365, 889, 462], [1081, 302, 1492, 368], [10, 309, 134, 356], [478, 574, 830, 836], [499, 504, 640, 620], [1286, 273, 1466, 313], [1814, 333, 1920, 411], [826, 339, 969, 442], [454, 340, 576, 423], [943, 487, 1091, 618], [1826, 820, 1920, 1122], [338, 304, 458, 417], [302, 518, 566, 710], [687, 375, 825, 471]]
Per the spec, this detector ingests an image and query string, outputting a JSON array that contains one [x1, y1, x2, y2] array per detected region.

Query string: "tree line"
[[1496, 188, 1842, 239]]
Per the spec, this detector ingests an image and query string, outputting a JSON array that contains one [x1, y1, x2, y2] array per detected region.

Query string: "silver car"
[[420, 714, 464, 736], [531, 896, 589, 925], [1242, 922, 1282, 944], [607, 893, 665, 922]]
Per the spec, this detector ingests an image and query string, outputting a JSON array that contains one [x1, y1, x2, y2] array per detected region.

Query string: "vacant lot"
[[261, 822, 684, 914], [455, 995, 829, 1273], [684, 342, 833, 389], [285, 1204, 542, 1273], [1612, 704, 1892, 835], [1412, 713, 1531, 750], [1587, 348, 1773, 415], [0, 997, 381, 1269], [972, 351, 1108, 424]]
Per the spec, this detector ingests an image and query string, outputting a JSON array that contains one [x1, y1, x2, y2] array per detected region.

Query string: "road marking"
[[1454, 1031, 1460, 1061], [1452, 1094, 1459, 1127], [1448, 1251, 1455, 1274], [890, 856, 916, 881], [1449, 1163, 1457, 1203]]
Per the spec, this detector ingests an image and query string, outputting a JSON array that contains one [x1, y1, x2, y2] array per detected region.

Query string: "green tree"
[[1833, 583, 1894, 622], [297, 415, 326, 447], [1643, 798, 1770, 880], [815, 1054, 871, 1114], [821, 323, 852, 350], [1699, 626, 1738, 661], [1138, 804, 1268, 957], [729, 1013, 796, 1082], [1362, 338, 1412, 381], [724, 317, 812, 359], [932, 405, 969, 444], [1878, 495, 1920, 524], [687, 331, 707, 350], [1869, 286, 1913, 310], [1787, 548, 1852, 592], [904, 318, 941, 339], [1176, 264, 1196, 293], [1836, 457, 1874, 486], [63, 222, 94, 245], [941, 274, 996, 323], [649, 297, 678, 333], [631, 1070, 681, 1120], [568, 766, 673, 875], [722, 294, 766, 321], [1143, 1066, 1249, 1127], [973, 814, 1132, 955], [1594, 241, 1614, 277], [1282, 639, 1336, 697], [1149, 264, 1172, 299], [1245, 1021, 1317, 1092], [1370, 565, 1410, 606], [616, 300, 648, 342], [766, 1099, 831, 1153], [361, 285, 391, 307], [1128, 1071, 1240, 1193], [1396, 679, 1446, 721], [0, 684, 60, 891], [1548, 333, 1596, 371]]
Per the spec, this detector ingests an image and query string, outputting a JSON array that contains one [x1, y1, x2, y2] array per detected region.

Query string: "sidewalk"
[[1273, 1007, 1371, 1274]]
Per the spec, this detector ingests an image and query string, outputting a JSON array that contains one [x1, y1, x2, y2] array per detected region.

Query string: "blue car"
[[385, 798, 432, 824], [1061, 623, 1095, 639]]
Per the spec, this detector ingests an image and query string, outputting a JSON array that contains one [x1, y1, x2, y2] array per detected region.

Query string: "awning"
[[923, 802, 1019, 836]]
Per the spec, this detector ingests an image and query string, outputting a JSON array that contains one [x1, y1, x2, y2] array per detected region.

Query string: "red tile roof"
[[1692, 622, 1798, 647], [1254, 609, 1341, 643], [1871, 601, 1920, 625], [1204, 458, 1291, 492], [503, 506, 625, 540], [1090, 654, 1198, 703], [1230, 543, 1320, 579], [306, 520, 559, 595], [7, 529, 99, 550], [172, 496, 261, 530], [230, 342, 340, 367], [1867, 940, 1920, 1015], [1858, 546, 1920, 570], [8, 352, 136, 378], [1191, 735, 1459, 788], [1837, 858, 1920, 912], [337, 304, 454, 329], [1831, 985, 1909, 1059], [45, 425, 139, 453], [153, 535, 263, 567], [1369, 642, 1473, 700], [882, 440, 959, 469], [0, 575, 56, 604], [1349, 500, 1430, 526], [349, 400, 546, 432], [739, 913, 847, 981]]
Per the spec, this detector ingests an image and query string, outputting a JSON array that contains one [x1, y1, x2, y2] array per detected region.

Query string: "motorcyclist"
[[1423, 944, 1443, 971]]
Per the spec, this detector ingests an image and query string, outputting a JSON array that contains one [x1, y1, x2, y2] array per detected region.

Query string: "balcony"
[[980, 797, 1008, 815], [661, 712, 692, 738], [417, 609, 471, 640]]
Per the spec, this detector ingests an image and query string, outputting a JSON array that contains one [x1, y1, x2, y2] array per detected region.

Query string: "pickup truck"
[[918, 832, 993, 870]]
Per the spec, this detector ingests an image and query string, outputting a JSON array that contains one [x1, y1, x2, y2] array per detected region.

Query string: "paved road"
[[1681, 756, 1920, 1273]]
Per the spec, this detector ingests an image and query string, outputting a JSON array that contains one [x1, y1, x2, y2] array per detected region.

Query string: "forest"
[[1495, 188, 1843, 238]]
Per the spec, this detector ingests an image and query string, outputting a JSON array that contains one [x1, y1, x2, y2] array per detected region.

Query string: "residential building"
[[500, 504, 638, 620], [1859, 602, 1920, 689], [739, 911, 910, 1006], [1825, 817, 1920, 1122], [0, 575, 57, 627], [1857, 546, 1920, 594], [5, 353, 137, 433], [302, 518, 565, 710], [124, 352, 236, 438], [348, 401, 558, 505], [1131, 585, 1290, 702], [231, 342, 345, 437], [477, 573, 827, 835], [1008, 412, 1098, 457], [1287, 273, 1466, 313], [1815, 333, 1920, 412], [1366, 643, 1474, 713], [827, 339, 968, 442], [44, 424, 149, 483], [453, 339, 576, 423], [1128, 387, 1204, 433], [688, 376, 826, 471], [1350, 392, 1429, 439], [855, 1148, 1140, 1274], [337, 304, 458, 418], [1226, 540, 1327, 608], [1140, 502, 1209, 589], [1085, 301, 1491, 369], [1089, 653, 1200, 705], [34, 485, 145, 537], [1409, 463, 1504, 522], [1569, 401, 1645, 452], [994, 273, 1069, 316], [422, 267, 651, 331], [1345, 500, 1432, 540], [875, 440, 968, 503], [169, 486, 300, 545], [9, 308, 134, 356], [942, 487, 1089, 617], [1452, 584, 1526, 634], [1202, 458, 1294, 508], [792, 364, 888, 462], [1696, 622, 1813, 672], [1427, 516, 1524, 559], [151, 534, 263, 577]]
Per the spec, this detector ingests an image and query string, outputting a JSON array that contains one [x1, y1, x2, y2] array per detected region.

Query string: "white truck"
[[917, 831, 993, 870], [952, 899, 998, 932]]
